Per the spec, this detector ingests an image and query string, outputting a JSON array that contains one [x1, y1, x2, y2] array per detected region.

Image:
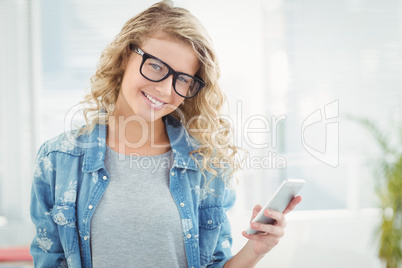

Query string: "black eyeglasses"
[[129, 44, 205, 98]]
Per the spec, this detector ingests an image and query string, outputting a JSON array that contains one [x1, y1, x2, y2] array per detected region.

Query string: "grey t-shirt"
[[90, 146, 188, 268]]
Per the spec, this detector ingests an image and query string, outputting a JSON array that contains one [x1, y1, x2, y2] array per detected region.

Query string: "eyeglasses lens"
[[141, 57, 201, 98]]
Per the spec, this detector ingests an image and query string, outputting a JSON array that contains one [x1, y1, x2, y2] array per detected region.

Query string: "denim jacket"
[[30, 115, 236, 268]]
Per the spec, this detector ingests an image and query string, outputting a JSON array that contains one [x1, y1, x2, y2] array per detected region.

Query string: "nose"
[[154, 74, 174, 96]]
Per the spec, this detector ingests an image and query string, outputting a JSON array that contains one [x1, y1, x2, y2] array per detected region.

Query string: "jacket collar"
[[82, 114, 201, 173], [164, 114, 201, 170]]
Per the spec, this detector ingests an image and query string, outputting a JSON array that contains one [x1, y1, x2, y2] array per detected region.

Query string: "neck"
[[106, 114, 170, 155]]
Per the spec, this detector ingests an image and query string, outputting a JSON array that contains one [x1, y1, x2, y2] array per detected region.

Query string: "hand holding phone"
[[245, 178, 305, 235]]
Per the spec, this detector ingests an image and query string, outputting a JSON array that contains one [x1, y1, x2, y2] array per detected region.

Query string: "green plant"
[[353, 117, 402, 268]]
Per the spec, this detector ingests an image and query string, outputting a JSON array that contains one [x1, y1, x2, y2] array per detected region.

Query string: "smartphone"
[[245, 178, 305, 235]]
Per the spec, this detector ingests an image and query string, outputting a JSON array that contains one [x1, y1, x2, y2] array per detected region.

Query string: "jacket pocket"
[[52, 203, 79, 255], [198, 206, 227, 266]]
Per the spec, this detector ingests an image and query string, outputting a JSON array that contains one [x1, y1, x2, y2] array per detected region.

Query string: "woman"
[[30, 1, 301, 267]]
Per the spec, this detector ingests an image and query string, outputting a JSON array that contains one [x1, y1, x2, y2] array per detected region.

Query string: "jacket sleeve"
[[30, 143, 67, 267], [207, 177, 237, 268]]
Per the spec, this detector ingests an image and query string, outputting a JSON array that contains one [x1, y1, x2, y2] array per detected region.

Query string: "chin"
[[138, 111, 165, 123]]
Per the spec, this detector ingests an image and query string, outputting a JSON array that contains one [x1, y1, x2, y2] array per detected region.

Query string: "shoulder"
[[38, 125, 100, 157], [33, 125, 105, 184], [33, 127, 85, 178]]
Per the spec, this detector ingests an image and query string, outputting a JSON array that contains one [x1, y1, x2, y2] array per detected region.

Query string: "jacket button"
[[102, 176, 107, 180], [186, 234, 191, 239], [207, 220, 213, 224], [84, 236, 89, 241], [88, 205, 93, 210], [180, 203, 185, 207], [171, 171, 174, 176]]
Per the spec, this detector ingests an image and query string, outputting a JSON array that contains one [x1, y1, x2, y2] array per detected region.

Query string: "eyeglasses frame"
[[129, 44, 205, 99]]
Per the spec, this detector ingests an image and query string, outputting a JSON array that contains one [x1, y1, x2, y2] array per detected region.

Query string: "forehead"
[[140, 32, 200, 75]]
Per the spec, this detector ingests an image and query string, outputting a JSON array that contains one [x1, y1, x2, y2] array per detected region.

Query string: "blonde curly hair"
[[80, 0, 240, 182]]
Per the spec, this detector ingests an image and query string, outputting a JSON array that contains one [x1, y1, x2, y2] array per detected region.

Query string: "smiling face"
[[115, 32, 200, 122]]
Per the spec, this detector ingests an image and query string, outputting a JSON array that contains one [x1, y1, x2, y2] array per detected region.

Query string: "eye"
[[150, 63, 162, 71], [177, 75, 190, 84], [147, 58, 166, 73]]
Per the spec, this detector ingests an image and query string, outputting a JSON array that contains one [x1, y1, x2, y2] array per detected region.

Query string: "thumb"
[[250, 204, 262, 223]]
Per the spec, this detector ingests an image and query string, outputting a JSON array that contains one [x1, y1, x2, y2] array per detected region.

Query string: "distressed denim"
[[30, 115, 236, 268]]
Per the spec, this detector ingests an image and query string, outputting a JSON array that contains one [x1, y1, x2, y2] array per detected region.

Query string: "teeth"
[[144, 92, 165, 106]]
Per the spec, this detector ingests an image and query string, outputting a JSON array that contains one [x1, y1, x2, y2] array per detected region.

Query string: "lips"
[[141, 91, 167, 109]]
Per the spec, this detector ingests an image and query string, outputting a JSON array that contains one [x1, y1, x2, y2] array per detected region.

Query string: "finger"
[[283, 196, 302, 215], [253, 204, 263, 214], [242, 231, 269, 242], [242, 231, 261, 242], [249, 222, 285, 238], [242, 231, 282, 249], [263, 209, 286, 228], [250, 204, 263, 222]]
